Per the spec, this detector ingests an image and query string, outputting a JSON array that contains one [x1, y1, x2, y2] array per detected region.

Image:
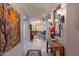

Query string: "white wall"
[[59, 4, 79, 56], [65, 3, 79, 56]]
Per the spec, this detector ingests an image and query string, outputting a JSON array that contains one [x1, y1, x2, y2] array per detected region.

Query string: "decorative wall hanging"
[[54, 5, 64, 37], [0, 3, 20, 56]]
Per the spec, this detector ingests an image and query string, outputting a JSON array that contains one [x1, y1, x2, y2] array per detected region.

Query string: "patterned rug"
[[26, 50, 42, 56]]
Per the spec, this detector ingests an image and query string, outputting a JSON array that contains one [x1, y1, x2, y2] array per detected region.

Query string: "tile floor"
[[23, 33, 52, 56]]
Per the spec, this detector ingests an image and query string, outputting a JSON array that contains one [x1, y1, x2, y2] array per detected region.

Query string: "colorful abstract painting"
[[0, 3, 20, 55]]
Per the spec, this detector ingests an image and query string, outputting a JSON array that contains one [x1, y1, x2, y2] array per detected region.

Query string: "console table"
[[47, 40, 65, 56]]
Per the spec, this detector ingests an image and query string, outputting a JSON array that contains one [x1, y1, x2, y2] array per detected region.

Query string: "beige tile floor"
[[23, 33, 52, 56]]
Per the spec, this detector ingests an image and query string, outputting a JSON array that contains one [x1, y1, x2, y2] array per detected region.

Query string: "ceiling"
[[11, 3, 59, 21]]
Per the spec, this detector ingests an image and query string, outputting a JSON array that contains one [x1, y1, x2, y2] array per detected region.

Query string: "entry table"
[[47, 40, 65, 56]]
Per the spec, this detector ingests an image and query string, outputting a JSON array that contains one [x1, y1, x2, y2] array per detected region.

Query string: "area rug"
[[26, 50, 42, 56]]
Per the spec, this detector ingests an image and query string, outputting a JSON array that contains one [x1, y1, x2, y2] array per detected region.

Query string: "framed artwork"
[[0, 3, 20, 55], [54, 7, 64, 37]]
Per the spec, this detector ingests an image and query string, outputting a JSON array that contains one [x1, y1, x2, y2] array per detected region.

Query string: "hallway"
[[23, 33, 52, 56], [1, 3, 79, 56]]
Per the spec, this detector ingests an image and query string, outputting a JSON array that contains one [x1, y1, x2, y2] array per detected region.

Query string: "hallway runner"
[[26, 50, 42, 56]]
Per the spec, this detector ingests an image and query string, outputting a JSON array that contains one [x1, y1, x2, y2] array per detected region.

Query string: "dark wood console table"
[[47, 40, 65, 56]]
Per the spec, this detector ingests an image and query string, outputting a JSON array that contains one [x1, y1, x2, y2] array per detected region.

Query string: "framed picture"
[[54, 7, 63, 37], [0, 3, 20, 55]]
